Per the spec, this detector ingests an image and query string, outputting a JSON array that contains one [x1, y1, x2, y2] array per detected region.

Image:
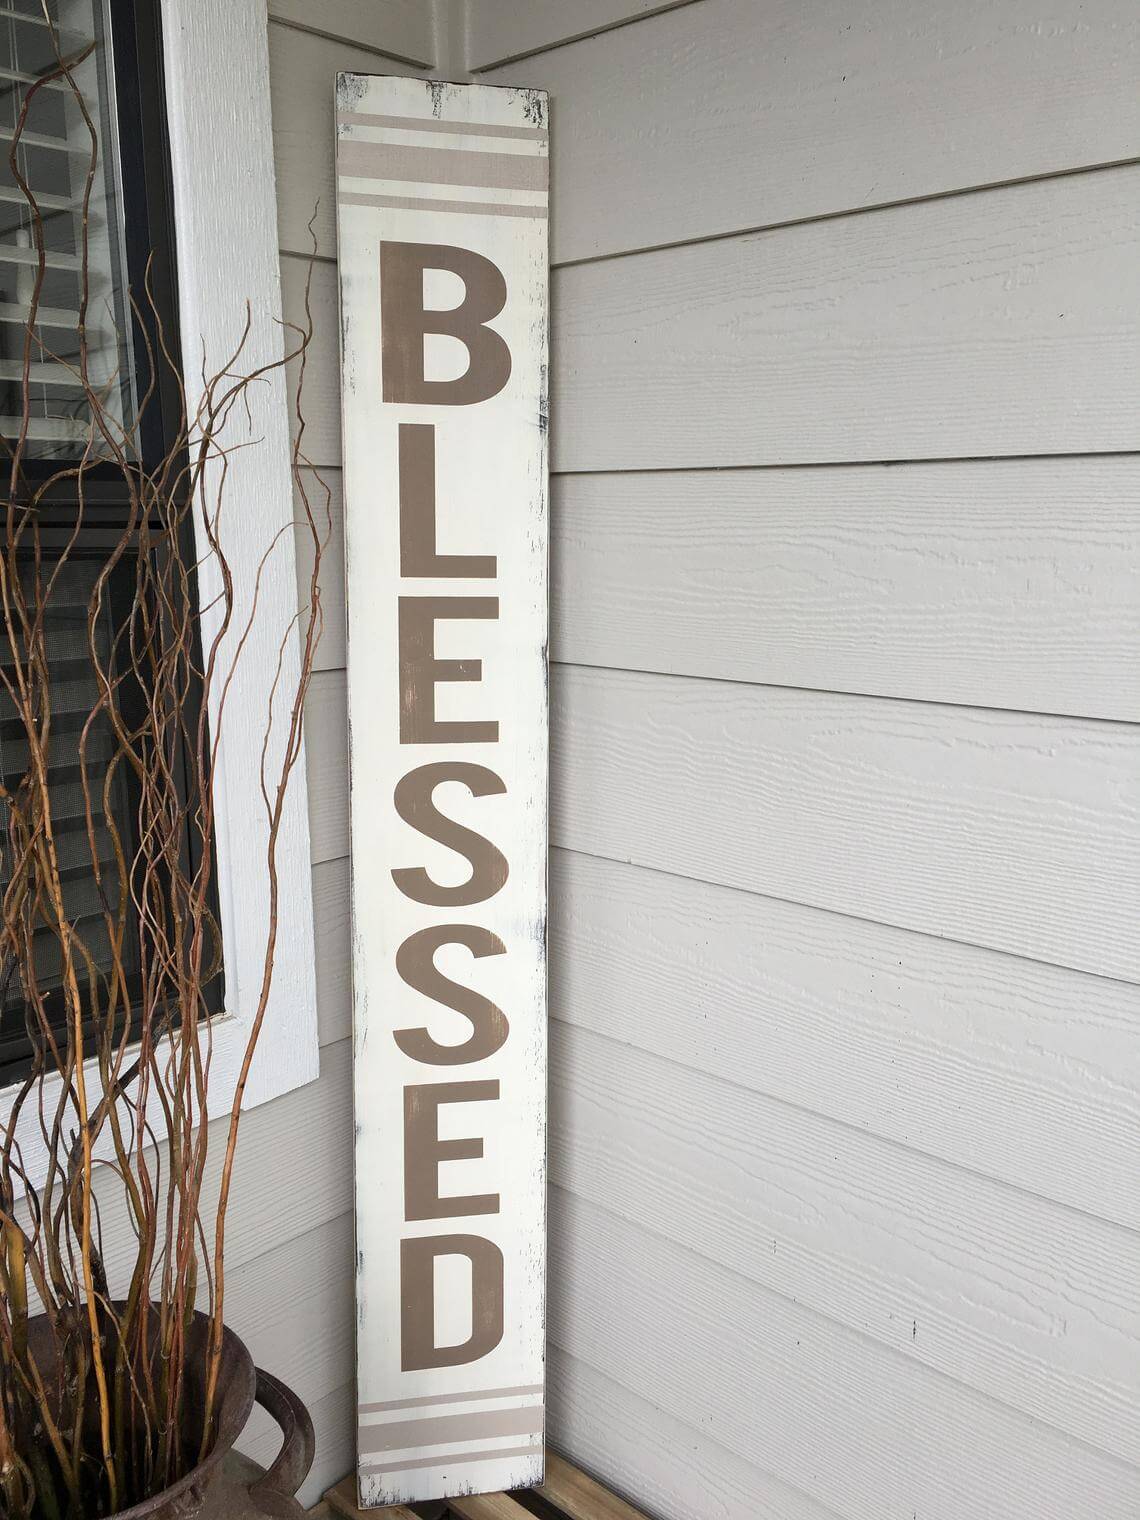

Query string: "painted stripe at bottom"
[[338, 191, 548, 220], [360, 1405, 544, 1454], [360, 1443, 541, 1477]]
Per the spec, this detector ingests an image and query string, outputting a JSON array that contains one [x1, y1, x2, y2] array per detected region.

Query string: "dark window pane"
[[0, 555, 142, 1068]]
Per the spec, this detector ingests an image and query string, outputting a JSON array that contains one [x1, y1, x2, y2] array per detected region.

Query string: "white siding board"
[[551, 666, 1140, 982], [226, 1214, 355, 1502], [269, 26, 422, 260], [484, 0, 1140, 264], [312, 856, 351, 1044], [553, 459, 1140, 721], [310, 660, 1140, 983], [550, 850, 1140, 1231], [547, 1347, 839, 1520], [282, 253, 341, 467], [268, 0, 433, 66], [295, 468, 346, 672], [549, 1190, 1140, 1520], [467, 0, 702, 71], [304, 668, 349, 865], [552, 166, 1140, 470], [550, 1020, 1140, 1464]]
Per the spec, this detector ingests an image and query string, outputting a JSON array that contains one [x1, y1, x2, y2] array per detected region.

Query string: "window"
[[0, 0, 320, 1181], [0, 0, 220, 1081]]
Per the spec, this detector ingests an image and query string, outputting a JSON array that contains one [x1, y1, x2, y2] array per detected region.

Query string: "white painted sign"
[[334, 76, 549, 1508]]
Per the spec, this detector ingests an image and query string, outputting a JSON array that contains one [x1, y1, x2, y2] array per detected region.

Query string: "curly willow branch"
[[0, 21, 329, 1519]]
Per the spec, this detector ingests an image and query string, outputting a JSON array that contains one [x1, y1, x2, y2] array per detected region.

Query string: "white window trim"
[[2, 0, 320, 1189]]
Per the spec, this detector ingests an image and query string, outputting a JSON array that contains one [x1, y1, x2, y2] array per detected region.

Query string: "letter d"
[[401, 1234, 505, 1370]]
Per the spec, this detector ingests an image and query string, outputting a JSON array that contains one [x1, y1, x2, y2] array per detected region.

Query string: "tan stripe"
[[359, 1404, 544, 1454], [339, 191, 547, 221], [360, 1383, 543, 1414], [338, 111, 547, 142], [338, 140, 547, 193], [360, 1442, 541, 1477]]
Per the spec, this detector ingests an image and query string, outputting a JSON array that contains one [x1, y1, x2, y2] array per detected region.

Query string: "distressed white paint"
[[335, 74, 549, 1507]]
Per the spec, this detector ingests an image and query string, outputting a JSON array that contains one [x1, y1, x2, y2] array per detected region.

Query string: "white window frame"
[[1, 0, 320, 1189]]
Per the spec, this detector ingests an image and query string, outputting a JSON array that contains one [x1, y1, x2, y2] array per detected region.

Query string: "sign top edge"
[[335, 73, 549, 131]]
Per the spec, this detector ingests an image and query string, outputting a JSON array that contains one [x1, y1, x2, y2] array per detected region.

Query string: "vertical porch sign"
[[334, 76, 549, 1508]]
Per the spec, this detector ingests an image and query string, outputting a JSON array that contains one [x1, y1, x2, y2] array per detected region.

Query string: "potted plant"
[[0, 34, 327, 1520]]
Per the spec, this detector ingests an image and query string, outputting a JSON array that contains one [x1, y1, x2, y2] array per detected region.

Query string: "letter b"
[[381, 241, 511, 406]]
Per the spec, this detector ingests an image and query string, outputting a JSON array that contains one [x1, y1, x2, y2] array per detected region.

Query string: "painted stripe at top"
[[338, 140, 548, 193], [338, 111, 548, 143], [339, 191, 548, 221]]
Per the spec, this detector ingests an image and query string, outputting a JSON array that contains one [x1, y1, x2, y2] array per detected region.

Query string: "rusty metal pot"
[[24, 1309, 314, 1520]]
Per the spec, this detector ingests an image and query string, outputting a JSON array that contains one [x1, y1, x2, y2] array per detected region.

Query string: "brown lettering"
[[400, 1234, 504, 1371], [399, 595, 498, 745], [404, 1080, 499, 1221], [395, 925, 508, 1065], [381, 241, 511, 406], [392, 762, 509, 906], [400, 423, 497, 579]]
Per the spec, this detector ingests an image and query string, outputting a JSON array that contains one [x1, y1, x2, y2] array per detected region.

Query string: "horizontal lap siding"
[[553, 459, 1140, 720], [256, 3, 1140, 1512], [546, 1347, 838, 1520], [551, 665, 1140, 981], [469, 1, 1140, 1513], [268, 0, 433, 66], [550, 1020, 1140, 1465], [466, 1, 703, 71], [227, 1212, 356, 1496], [549, 851, 1140, 1231], [306, 662, 1140, 980], [550, 167, 1140, 469], [549, 1190, 1140, 1520], [481, 0, 1140, 263]]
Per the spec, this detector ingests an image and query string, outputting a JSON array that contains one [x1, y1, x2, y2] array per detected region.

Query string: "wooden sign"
[[334, 76, 549, 1509]]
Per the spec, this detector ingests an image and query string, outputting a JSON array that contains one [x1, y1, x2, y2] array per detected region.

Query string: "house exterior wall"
[[254, 0, 1140, 1512], [448, 3, 1139, 1518]]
